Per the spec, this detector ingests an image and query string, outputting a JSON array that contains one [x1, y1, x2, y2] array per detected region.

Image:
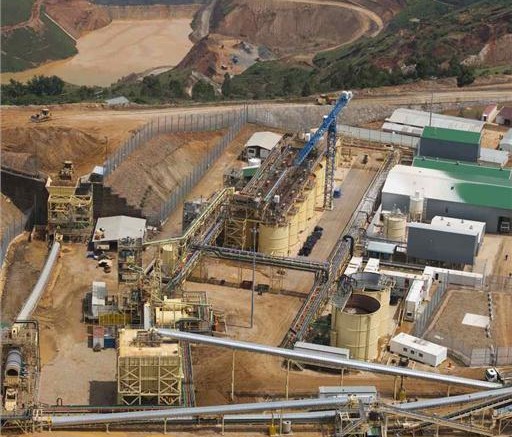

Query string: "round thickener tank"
[[409, 191, 424, 221], [332, 294, 381, 360], [288, 211, 299, 252], [314, 160, 326, 208], [384, 213, 407, 241], [5, 349, 22, 378], [258, 223, 290, 256]]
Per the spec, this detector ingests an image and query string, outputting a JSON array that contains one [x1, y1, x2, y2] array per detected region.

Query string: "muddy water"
[[1, 19, 193, 86]]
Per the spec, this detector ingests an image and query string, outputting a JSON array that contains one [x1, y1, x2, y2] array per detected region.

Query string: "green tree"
[[282, 75, 293, 96], [169, 79, 185, 99], [301, 81, 312, 97], [221, 73, 232, 97], [456, 65, 475, 87], [27, 75, 64, 96], [192, 81, 216, 101], [141, 75, 161, 97]]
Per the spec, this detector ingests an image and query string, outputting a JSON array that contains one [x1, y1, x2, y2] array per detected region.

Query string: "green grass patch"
[[1, 0, 34, 27], [1, 6, 77, 72]]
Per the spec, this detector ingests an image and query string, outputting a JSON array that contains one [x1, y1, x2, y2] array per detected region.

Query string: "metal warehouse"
[[407, 219, 484, 266], [382, 108, 484, 137], [418, 126, 481, 162], [244, 131, 283, 159], [381, 163, 512, 233]]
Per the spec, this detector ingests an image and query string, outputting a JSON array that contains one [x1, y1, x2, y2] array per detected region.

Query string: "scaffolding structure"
[[117, 329, 183, 406], [46, 183, 93, 241]]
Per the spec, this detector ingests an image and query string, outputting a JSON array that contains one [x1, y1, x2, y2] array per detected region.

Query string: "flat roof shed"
[[93, 215, 146, 246]]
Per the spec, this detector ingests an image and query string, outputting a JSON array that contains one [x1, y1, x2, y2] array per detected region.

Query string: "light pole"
[[250, 224, 258, 328]]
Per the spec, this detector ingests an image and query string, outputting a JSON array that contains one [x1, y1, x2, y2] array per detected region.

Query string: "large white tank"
[[297, 199, 308, 234], [305, 187, 316, 220], [409, 191, 424, 222], [288, 210, 300, 253], [383, 213, 407, 241], [258, 223, 290, 256], [331, 294, 381, 361]]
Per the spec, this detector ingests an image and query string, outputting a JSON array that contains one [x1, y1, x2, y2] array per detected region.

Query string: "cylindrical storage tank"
[[248, 157, 261, 167], [333, 294, 381, 361], [282, 420, 292, 434], [384, 213, 407, 241], [314, 160, 326, 208], [305, 188, 315, 220], [258, 223, 290, 256], [143, 302, 153, 330], [409, 191, 424, 222], [161, 244, 178, 275], [349, 272, 391, 337], [288, 211, 299, 253], [297, 199, 307, 234], [5, 349, 22, 377]]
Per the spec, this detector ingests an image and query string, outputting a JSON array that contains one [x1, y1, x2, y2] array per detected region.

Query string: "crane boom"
[[293, 91, 352, 167]]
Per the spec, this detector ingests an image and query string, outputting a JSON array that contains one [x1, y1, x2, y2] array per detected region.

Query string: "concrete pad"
[[462, 313, 489, 328]]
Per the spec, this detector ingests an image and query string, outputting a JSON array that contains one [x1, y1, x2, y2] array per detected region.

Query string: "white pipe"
[[15, 242, 60, 323], [158, 329, 502, 390]]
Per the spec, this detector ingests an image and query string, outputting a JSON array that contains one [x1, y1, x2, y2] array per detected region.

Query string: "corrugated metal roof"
[[498, 107, 512, 120], [482, 104, 497, 116], [408, 221, 479, 236], [386, 108, 484, 133], [94, 215, 146, 242], [413, 157, 511, 179], [244, 132, 283, 151], [421, 126, 481, 145], [382, 122, 423, 137], [383, 165, 512, 210], [479, 148, 509, 166], [367, 241, 396, 254], [104, 96, 130, 105], [431, 216, 485, 242]]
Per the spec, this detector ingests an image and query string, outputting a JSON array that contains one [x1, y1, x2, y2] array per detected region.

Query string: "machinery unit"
[[30, 107, 51, 123], [117, 329, 183, 406], [58, 161, 74, 181]]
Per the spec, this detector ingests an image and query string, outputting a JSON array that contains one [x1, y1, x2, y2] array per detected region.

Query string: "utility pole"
[[250, 224, 257, 328]]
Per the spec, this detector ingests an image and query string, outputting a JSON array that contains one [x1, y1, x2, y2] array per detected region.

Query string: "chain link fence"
[[103, 108, 247, 178], [1, 213, 30, 266], [147, 114, 246, 226]]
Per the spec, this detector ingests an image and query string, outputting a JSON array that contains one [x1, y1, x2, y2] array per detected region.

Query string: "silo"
[[409, 191, 424, 222], [258, 223, 290, 256], [161, 244, 178, 275], [350, 272, 392, 337], [314, 160, 326, 208], [297, 199, 308, 234], [288, 210, 300, 253], [383, 213, 407, 241], [331, 294, 381, 361]]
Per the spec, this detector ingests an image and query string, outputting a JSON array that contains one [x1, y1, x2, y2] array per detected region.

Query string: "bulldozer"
[[30, 107, 51, 123], [59, 160, 74, 180], [315, 94, 337, 105]]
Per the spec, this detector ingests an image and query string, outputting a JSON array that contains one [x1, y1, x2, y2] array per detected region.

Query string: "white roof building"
[[479, 148, 509, 166], [430, 216, 486, 244], [499, 129, 512, 152], [93, 215, 146, 244], [384, 108, 484, 134], [244, 132, 283, 151], [390, 332, 447, 367], [105, 96, 130, 106]]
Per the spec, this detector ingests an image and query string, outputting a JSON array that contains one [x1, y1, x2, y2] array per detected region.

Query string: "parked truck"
[[485, 367, 512, 384]]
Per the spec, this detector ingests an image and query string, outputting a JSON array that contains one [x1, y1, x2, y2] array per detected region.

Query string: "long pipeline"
[[43, 397, 348, 427], [158, 329, 501, 390], [15, 241, 60, 323]]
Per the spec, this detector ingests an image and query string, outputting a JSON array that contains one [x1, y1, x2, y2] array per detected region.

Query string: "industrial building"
[[418, 126, 481, 162], [497, 107, 512, 126], [499, 128, 512, 152], [407, 216, 485, 266], [381, 161, 512, 232], [390, 332, 447, 367], [382, 108, 484, 137], [92, 215, 147, 250], [117, 329, 183, 406], [243, 131, 283, 159], [481, 104, 498, 123]]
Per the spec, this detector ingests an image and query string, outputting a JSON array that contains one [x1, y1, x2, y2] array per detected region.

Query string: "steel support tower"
[[324, 121, 337, 210]]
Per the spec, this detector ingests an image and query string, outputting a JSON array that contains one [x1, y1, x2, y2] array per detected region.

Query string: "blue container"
[[104, 336, 116, 349]]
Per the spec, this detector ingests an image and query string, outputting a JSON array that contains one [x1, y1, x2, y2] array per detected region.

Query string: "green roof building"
[[419, 126, 481, 162]]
